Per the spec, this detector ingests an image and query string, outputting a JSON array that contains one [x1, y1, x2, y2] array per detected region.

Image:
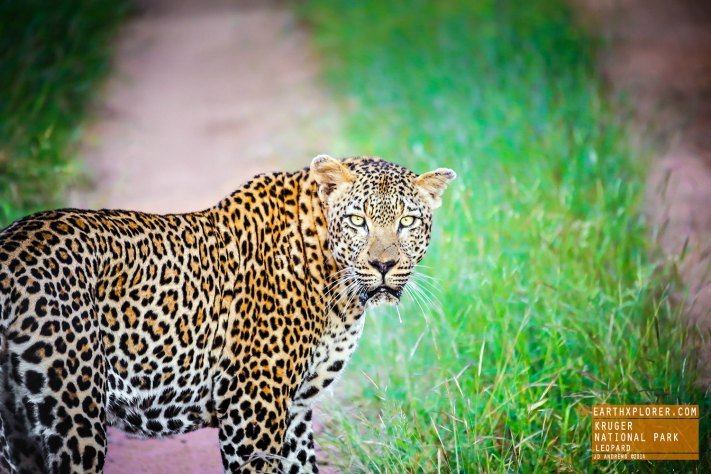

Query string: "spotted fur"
[[0, 156, 455, 473]]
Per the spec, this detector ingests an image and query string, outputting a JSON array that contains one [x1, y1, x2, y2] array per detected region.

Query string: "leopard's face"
[[311, 155, 456, 307]]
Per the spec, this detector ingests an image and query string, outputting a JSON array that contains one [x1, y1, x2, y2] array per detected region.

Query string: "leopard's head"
[[312, 155, 456, 307]]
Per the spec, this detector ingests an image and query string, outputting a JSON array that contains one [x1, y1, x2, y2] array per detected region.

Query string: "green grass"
[[0, 0, 130, 227], [300, 0, 709, 471]]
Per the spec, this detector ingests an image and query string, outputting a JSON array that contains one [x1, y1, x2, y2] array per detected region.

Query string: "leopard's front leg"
[[280, 402, 318, 474], [217, 391, 288, 473]]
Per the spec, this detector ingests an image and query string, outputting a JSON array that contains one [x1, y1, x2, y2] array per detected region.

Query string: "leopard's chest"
[[293, 312, 366, 403]]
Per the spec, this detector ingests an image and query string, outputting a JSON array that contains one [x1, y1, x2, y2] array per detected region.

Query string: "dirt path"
[[574, 0, 711, 383], [71, 0, 342, 471], [72, 0, 342, 214]]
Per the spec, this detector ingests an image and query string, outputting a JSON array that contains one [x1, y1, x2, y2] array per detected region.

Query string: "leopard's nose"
[[369, 259, 396, 276]]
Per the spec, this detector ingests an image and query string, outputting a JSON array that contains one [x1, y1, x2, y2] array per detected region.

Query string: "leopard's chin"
[[359, 286, 401, 307]]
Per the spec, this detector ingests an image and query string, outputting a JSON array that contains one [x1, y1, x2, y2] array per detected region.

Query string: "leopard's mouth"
[[359, 285, 402, 305]]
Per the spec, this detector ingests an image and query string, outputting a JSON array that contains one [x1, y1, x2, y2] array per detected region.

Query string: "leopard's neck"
[[208, 168, 368, 409], [295, 170, 367, 323], [211, 169, 365, 323]]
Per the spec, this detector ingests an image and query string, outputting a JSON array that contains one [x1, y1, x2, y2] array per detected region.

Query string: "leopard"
[[0, 155, 456, 473]]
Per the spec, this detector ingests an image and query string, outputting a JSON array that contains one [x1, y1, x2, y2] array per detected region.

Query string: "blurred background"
[[1, 0, 710, 472]]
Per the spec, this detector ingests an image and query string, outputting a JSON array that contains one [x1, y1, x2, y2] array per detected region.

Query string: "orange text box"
[[591, 405, 699, 461]]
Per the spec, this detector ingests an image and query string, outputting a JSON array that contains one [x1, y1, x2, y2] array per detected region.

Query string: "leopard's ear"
[[415, 168, 457, 209], [311, 155, 355, 200]]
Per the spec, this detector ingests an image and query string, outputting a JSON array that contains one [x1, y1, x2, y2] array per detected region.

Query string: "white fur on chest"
[[293, 311, 366, 403]]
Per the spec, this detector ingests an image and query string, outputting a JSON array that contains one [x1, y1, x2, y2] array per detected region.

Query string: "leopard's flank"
[[0, 155, 455, 473]]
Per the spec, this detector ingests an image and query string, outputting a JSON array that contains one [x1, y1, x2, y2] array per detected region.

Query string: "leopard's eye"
[[400, 216, 416, 228], [348, 215, 366, 227]]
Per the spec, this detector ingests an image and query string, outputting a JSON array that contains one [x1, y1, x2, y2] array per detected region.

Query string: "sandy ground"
[[574, 0, 711, 383], [71, 0, 343, 471]]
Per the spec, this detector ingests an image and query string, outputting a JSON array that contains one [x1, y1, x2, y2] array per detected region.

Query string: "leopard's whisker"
[[323, 276, 351, 300], [410, 271, 440, 288], [413, 263, 434, 270], [341, 281, 362, 313], [410, 274, 442, 298], [323, 270, 352, 292], [410, 279, 438, 307], [324, 276, 359, 313], [328, 276, 361, 311], [403, 284, 431, 326], [323, 270, 355, 296], [412, 268, 438, 280]]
